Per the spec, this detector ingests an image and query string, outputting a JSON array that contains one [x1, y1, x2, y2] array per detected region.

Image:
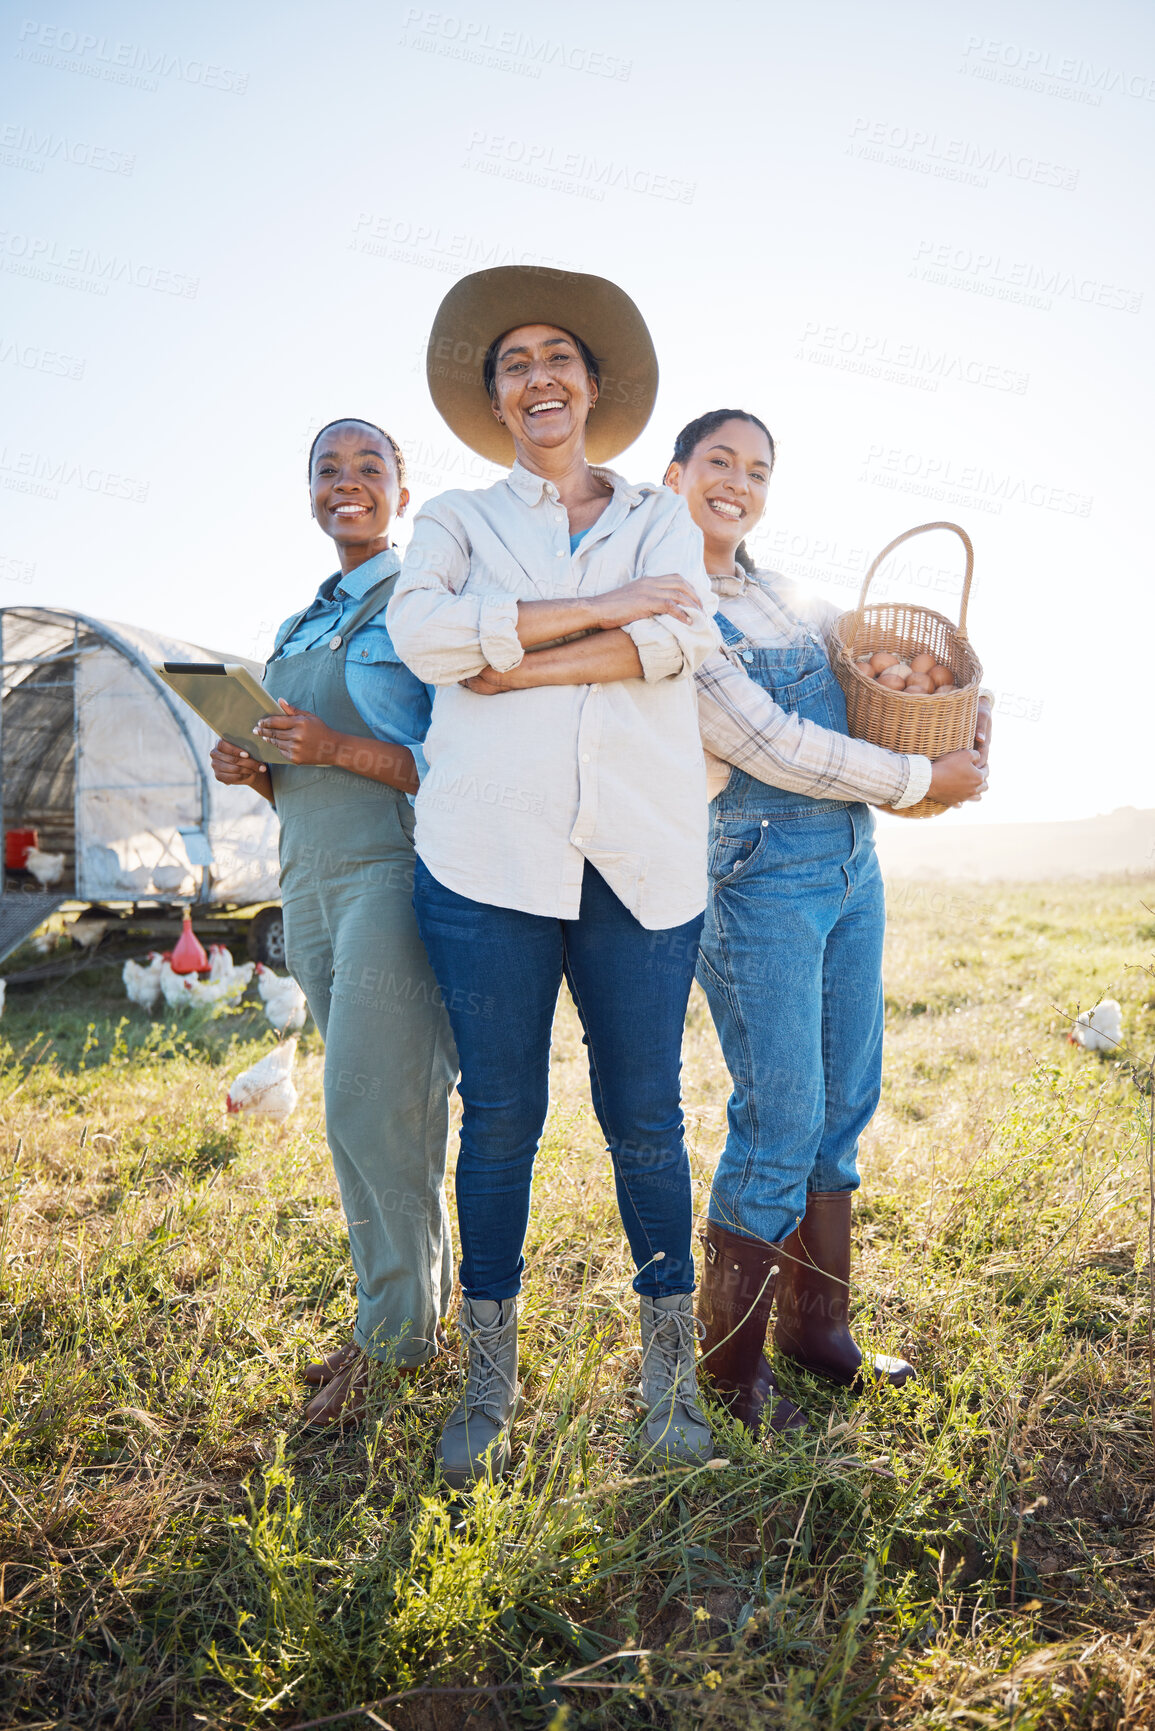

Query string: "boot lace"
[[463, 1310, 515, 1419], [646, 1305, 707, 1422]]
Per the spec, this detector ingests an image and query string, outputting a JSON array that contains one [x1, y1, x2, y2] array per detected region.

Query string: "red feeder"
[[5, 828, 39, 870], [171, 910, 209, 974]]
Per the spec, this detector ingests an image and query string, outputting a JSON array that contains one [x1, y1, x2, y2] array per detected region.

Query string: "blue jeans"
[[413, 858, 703, 1302], [696, 806, 885, 1246]]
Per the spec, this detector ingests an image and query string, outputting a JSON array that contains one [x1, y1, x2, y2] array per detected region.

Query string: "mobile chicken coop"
[[0, 606, 284, 970]]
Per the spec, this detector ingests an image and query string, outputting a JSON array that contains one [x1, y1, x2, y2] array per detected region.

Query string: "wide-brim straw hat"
[[426, 265, 658, 466]]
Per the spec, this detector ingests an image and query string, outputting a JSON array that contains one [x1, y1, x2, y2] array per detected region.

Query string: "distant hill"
[[874, 807, 1155, 882]]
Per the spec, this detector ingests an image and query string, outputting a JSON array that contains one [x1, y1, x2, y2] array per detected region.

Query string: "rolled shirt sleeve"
[[891, 753, 933, 809], [388, 510, 525, 684], [621, 493, 720, 681]]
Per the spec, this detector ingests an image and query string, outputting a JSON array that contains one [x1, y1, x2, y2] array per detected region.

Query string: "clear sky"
[[3, 0, 1152, 826]]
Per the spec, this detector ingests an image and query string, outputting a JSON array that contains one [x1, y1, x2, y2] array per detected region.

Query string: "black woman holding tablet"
[[210, 418, 456, 1426]]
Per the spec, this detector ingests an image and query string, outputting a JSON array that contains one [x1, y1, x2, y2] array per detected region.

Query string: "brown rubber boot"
[[698, 1221, 807, 1435], [774, 1191, 915, 1390]]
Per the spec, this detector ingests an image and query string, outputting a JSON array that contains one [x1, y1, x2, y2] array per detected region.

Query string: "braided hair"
[[669, 409, 775, 573], [307, 418, 407, 487]]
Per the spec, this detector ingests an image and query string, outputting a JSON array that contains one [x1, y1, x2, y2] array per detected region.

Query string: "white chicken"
[[254, 963, 307, 1033], [123, 952, 165, 1011], [158, 953, 254, 1012], [226, 1038, 298, 1121], [206, 944, 237, 983], [24, 845, 66, 887], [1069, 999, 1124, 1053], [159, 957, 195, 1009], [185, 960, 254, 1010], [69, 912, 110, 949]]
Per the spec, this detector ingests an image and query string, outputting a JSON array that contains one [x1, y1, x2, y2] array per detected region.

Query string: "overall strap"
[[270, 603, 314, 658], [341, 568, 399, 638], [715, 610, 748, 649], [268, 572, 342, 659]]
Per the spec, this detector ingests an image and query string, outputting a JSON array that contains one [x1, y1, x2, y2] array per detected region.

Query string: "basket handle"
[[856, 521, 975, 640]]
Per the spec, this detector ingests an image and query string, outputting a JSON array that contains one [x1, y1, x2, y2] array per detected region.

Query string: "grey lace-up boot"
[[637, 1293, 715, 1466], [436, 1298, 520, 1489]]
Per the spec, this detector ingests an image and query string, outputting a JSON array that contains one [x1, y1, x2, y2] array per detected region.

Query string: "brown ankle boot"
[[698, 1221, 807, 1435], [774, 1191, 915, 1390]]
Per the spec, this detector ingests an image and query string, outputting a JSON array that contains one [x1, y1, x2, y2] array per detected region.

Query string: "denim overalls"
[[696, 610, 887, 1247], [266, 576, 456, 1366]]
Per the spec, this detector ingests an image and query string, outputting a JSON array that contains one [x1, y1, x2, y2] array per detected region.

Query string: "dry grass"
[[0, 873, 1153, 1728]]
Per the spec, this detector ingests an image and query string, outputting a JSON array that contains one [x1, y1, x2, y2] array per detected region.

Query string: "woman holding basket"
[[387, 267, 722, 1485], [665, 409, 991, 1436]]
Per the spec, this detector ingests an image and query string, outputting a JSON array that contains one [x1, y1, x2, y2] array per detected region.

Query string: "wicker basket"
[[831, 522, 983, 819]]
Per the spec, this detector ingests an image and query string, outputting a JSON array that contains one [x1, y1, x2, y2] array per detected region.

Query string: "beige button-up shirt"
[[387, 462, 721, 929], [695, 566, 933, 808]]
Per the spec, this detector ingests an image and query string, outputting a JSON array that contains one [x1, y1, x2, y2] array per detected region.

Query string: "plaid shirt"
[[694, 566, 932, 809]]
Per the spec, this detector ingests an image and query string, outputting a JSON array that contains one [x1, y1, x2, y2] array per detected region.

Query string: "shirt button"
[[556, 550, 565, 558], [574, 836, 584, 846], [743, 650, 754, 662], [589, 683, 600, 693], [329, 634, 343, 650], [581, 753, 590, 763]]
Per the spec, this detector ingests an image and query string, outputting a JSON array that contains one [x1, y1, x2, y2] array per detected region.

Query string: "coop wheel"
[[248, 906, 286, 968]]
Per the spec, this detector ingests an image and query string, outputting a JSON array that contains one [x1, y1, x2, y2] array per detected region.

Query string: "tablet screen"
[[154, 663, 291, 765]]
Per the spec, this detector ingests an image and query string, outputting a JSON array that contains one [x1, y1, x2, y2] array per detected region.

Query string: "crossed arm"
[[459, 573, 709, 692], [463, 625, 645, 692]]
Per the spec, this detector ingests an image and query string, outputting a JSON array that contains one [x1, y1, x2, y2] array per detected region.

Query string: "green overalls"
[[266, 575, 456, 1367]]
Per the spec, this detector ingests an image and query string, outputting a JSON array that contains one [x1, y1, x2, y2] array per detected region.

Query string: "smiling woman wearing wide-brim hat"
[[387, 265, 722, 1487], [425, 265, 658, 465]]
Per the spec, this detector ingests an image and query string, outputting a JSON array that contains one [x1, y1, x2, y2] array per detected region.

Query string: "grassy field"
[[1, 874, 1153, 1730]]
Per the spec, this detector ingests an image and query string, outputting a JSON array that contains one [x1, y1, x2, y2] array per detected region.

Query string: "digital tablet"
[[153, 662, 292, 765]]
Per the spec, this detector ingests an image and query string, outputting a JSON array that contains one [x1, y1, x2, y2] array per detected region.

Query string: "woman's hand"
[[253, 700, 338, 764], [210, 737, 271, 789], [591, 574, 702, 630], [461, 665, 517, 695], [927, 748, 987, 806]]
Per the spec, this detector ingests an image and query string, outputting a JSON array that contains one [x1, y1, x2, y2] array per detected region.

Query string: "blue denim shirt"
[[269, 548, 434, 781]]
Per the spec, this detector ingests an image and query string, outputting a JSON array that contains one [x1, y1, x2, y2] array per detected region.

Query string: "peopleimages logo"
[[0, 231, 199, 299], [0, 446, 149, 504], [0, 334, 85, 380], [959, 35, 1155, 104], [848, 117, 1079, 190], [911, 240, 1142, 315], [795, 322, 1029, 396], [14, 18, 249, 93], [860, 444, 1093, 519], [0, 122, 135, 175], [0, 553, 36, 585], [349, 212, 570, 277], [745, 526, 967, 600], [464, 130, 696, 205], [399, 7, 632, 80]]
